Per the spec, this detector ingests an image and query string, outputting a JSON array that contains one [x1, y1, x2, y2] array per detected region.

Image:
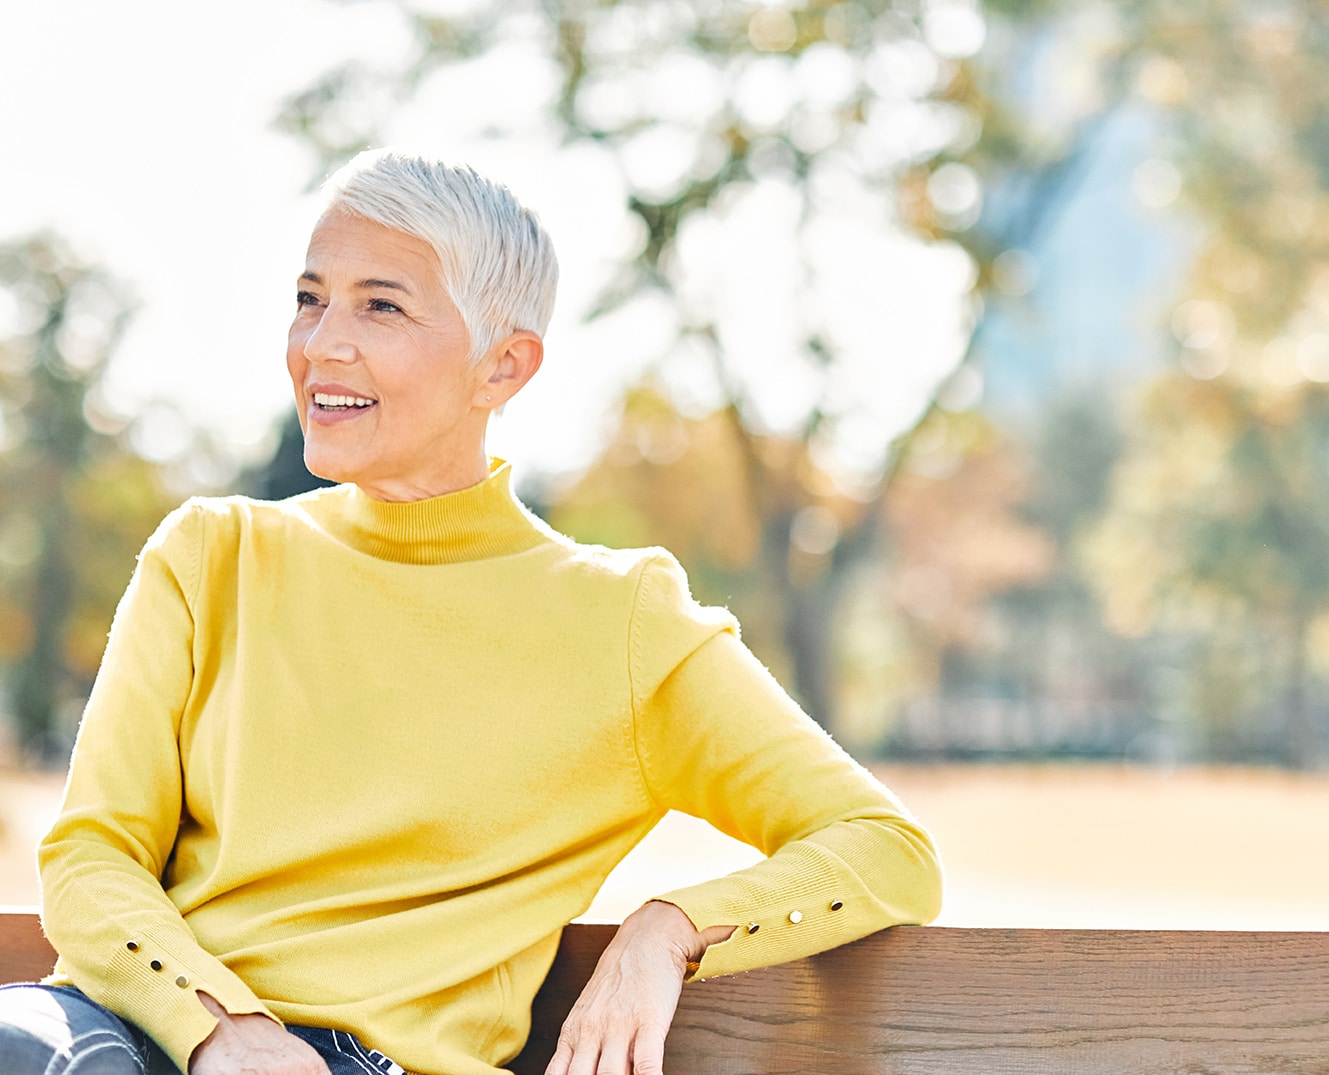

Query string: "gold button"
[[746, 922, 760, 935], [175, 975, 190, 988], [150, 959, 163, 972], [126, 941, 139, 952], [830, 900, 844, 911], [788, 910, 803, 924]]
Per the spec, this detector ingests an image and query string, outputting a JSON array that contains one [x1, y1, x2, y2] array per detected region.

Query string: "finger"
[[593, 1035, 631, 1075], [545, 1040, 574, 1075], [698, 923, 737, 948], [631, 1024, 668, 1075], [564, 1038, 603, 1075]]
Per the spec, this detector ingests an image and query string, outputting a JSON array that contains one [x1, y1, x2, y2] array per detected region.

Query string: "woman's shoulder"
[[143, 488, 343, 558], [164, 488, 332, 527], [523, 529, 691, 609], [542, 537, 734, 626], [539, 528, 682, 584]]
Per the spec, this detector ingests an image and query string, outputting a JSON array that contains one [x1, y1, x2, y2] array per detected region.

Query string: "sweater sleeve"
[[628, 556, 943, 980], [37, 502, 274, 1072]]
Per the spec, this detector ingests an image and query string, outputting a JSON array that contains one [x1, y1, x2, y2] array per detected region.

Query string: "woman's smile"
[[308, 382, 378, 424]]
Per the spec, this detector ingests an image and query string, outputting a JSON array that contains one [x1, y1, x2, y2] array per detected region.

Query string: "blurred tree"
[[996, 395, 1145, 740], [883, 408, 1054, 648], [549, 383, 872, 695], [835, 405, 1059, 749], [0, 234, 177, 762], [840, 0, 1329, 760], [1086, 373, 1329, 766], [274, 0, 1080, 724], [1042, 1, 1329, 765], [276, 0, 1329, 758]]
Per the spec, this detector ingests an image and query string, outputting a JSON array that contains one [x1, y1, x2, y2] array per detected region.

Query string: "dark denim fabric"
[[0, 983, 408, 1075]]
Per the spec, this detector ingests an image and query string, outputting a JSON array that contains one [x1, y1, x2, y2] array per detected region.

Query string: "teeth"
[[313, 393, 375, 408]]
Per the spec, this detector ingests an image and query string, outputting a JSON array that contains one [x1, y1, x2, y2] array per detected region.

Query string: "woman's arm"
[[546, 556, 942, 1074], [37, 504, 282, 1072], [639, 629, 942, 975]]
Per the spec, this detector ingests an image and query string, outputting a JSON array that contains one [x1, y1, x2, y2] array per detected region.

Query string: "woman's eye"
[[369, 298, 402, 314], [295, 290, 320, 308]]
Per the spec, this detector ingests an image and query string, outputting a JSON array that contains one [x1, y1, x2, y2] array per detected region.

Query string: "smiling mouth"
[[313, 392, 377, 411]]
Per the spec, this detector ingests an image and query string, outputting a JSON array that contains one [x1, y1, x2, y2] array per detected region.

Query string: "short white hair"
[[320, 148, 559, 362]]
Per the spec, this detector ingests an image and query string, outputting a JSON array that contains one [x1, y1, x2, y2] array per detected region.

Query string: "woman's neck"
[[352, 446, 493, 503], [299, 459, 550, 565]]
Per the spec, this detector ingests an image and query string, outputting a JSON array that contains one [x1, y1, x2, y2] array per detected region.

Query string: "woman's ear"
[[479, 331, 543, 410]]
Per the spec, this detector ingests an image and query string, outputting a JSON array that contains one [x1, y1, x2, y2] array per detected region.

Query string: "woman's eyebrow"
[[358, 277, 412, 293], [297, 270, 412, 293]]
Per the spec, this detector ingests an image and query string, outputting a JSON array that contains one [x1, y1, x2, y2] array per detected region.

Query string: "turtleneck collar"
[[298, 459, 548, 565]]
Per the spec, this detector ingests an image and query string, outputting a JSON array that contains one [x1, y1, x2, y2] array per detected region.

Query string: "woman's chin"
[[302, 445, 360, 486]]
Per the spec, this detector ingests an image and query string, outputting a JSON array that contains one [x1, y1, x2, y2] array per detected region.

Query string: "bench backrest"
[[3, 911, 1327, 1073]]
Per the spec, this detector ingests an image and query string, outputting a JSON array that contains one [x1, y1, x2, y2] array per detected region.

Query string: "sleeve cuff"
[[653, 831, 940, 980], [49, 933, 275, 1072]]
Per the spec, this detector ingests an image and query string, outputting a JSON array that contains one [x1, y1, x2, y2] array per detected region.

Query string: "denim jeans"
[[0, 983, 408, 1074]]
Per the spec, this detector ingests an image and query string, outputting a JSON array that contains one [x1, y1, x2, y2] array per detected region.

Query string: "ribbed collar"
[[300, 459, 547, 565]]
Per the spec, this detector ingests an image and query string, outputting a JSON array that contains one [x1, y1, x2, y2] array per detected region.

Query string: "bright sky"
[[1, 0, 974, 485]]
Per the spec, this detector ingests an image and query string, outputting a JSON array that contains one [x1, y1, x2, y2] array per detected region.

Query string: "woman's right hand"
[[188, 992, 331, 1075]]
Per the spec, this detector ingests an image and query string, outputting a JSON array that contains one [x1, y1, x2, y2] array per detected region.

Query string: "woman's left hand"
[[544, 900, 734, 1075]]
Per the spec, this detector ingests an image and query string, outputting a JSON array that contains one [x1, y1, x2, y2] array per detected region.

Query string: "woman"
[[0, 149, 942, 1075]]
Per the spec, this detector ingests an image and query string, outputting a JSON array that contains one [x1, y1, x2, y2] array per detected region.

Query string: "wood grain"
[[512, 925, 1329, 1074], [4, 912, 1327, 1073], [0, 908, 55, 985]]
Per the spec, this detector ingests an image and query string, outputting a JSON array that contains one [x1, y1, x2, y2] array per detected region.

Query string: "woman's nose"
[[303, 302, 358, 364]]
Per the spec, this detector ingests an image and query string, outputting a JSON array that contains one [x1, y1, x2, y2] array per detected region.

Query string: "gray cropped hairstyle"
[[320, 148, 559, 362]]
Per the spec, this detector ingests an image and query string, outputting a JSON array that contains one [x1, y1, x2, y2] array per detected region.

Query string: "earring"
[[485, 393, 493, 403]]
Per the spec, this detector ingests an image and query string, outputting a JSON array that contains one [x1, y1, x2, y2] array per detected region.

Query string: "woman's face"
[[287, 211, 494, 501]]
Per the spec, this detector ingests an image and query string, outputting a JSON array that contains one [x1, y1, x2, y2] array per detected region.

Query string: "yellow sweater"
[[38, 460, 941, 1075]]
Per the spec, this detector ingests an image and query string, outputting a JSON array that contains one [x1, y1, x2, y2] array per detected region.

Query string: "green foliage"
[[0, 235, 177, 762], [855, 0, 1329, 763], [1042, 0, 1329, 764]]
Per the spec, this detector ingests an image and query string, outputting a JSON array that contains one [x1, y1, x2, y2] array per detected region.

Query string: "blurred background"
[[2, 0, 1327, 928]]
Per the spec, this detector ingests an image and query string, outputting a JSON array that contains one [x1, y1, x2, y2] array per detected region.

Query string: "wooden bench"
[[3, 909, 1327, 1072]]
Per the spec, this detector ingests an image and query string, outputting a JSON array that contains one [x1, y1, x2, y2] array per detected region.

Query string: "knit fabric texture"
[[38, 460, 942, 1075]]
